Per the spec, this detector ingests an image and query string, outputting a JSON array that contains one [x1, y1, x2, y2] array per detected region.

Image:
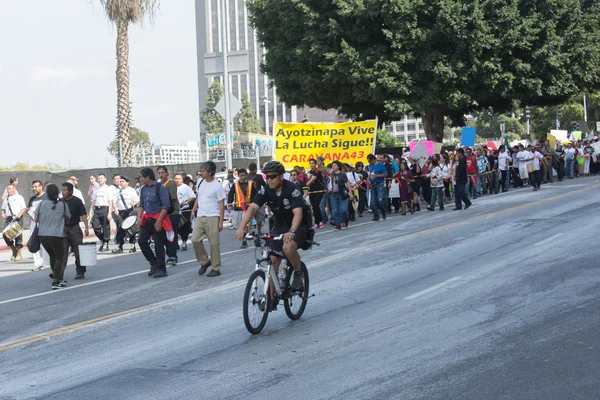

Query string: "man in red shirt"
[[464, 147, 479, 197]]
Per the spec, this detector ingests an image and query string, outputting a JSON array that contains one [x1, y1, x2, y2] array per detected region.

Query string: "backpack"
[[155, 182, 175, 214]]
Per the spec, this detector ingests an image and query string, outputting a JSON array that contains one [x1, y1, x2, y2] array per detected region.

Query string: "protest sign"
[[461, 127, 476, 147], [409, 140, 434, 156], [547, 134, 556, 147], [274, 120, 377, 169]]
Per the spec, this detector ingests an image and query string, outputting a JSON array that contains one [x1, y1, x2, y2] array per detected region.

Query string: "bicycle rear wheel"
[[243, 270, 270, 334], [284, 262, 309, 320]]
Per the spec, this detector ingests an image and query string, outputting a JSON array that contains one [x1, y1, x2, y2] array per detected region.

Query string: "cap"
[[120, 175, 130, 182]]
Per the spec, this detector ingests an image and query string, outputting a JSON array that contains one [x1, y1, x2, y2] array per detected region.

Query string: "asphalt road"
[[1, 177, 600, 400]]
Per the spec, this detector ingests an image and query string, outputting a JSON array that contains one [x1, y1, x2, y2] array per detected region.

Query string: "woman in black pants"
[[355, 162, 369, 216], [307, 159, 326, 228]]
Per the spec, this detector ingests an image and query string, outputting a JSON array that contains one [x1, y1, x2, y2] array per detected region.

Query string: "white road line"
[[404, 276, 463, 300], [534, 233, 563, 247]]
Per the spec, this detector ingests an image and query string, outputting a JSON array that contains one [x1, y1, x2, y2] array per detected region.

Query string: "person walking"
[[367, 154, 387, 221], [1, 184, 26, 261], [60, 182, 89, 280], [175, 173, 196, 251], [27, 180, 48, 270], [427, 158, 445, 211], [35, 184, 71, 290], [329, 160, 353, 230], [453, 148, 472, 211], [191, 161, 225, 277], [137, 168, 172, 278], [157, 166, 180, 266], [90, 173, 113, 252], [112, 176, 140, 254]]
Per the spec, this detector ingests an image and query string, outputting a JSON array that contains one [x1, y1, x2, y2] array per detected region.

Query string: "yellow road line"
[[1, 183, 598, 353]]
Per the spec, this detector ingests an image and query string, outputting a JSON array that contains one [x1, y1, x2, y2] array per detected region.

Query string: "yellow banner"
[[274, 120, 377, 169], [547, 133, 556, 147]]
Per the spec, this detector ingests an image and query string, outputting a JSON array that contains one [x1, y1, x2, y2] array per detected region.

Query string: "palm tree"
[[99, 0, 158, 166]]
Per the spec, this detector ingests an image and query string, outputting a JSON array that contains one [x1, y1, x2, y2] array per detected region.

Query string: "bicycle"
[[242, 232, 318, 334]]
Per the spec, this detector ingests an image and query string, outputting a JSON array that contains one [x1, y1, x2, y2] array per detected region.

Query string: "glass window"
[[407, 123, 416, 131]]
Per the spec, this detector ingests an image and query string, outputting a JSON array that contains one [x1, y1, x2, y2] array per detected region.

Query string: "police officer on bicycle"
[[235, 161, 310, 290]]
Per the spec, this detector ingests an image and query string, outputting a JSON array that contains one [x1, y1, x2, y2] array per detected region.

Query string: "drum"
[[121, 215, 139, 237], [2, 221, 23, 241]]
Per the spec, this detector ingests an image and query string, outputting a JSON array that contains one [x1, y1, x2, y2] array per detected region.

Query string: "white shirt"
[[498, 151, 511, 170], [533, 151, 543, 170], [91, 184, 113, 207], [196, 179, 226, 217], [565, 148, 576, 160], [346, 172, 358, 186], [177, 184, 196, 210], [222, 181, 234, 195], [2, 194, 26, 217], [114, 186, 140, 210], [516, 151, 530, 165], [440, 163, 449, 178], [73, 187, 84, 202]]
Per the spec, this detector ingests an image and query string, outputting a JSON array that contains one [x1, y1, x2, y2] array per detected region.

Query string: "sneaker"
[[33, 265, 46, 272], [51, 282, 60, 290], [313, 224, 318, 229], [291, 272, 304, 291], [198, 260, 212, 275], [334, 224, 341, 231], [229, 226, 235, 230], [358, 213, 363, 217], [74, 273, 85, 280], [129, 246, 137, 253], [166, 258, 177, 266], [98, 244, 105, 252], [207, 269, 221, 277], [112, 247, 124, 254], [49, 273, 54, 279], [241, 242, 248, 249], [382, 210, 387, 220], [342, 222, 349, 229], [181, 243, 187, 251], [148, 264, 157, 277], [371, 217, 380, 222], [59, 280, 67, 287], [464, 203, 471, 210], [318, 222, 325, 228]]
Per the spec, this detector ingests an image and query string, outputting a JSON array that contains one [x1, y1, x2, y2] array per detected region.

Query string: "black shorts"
[[269, 226, 307, 252]]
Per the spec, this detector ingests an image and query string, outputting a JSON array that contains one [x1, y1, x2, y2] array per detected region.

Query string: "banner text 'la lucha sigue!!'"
[[273, 120, 377, 169]]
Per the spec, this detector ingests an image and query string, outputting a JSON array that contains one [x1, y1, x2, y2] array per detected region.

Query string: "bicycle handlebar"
[[244, 231, 320, 247]]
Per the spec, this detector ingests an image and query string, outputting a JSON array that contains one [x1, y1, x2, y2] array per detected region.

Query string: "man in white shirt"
[[498, 145, 512, 192], [90, 173, 113, 252], [27, 180, 48, 270], [68, 176, 85, 202], [175, 173, 196, 251], [191, 161, 225, 277], [529, 145, 544, 191], [1, 184, 26, 261], [516, 144, 532, 188], [564, 142, 576, 179], [112, 176, 140, 254]]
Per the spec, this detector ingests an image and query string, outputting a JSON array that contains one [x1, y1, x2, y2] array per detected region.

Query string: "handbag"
[[27, 223, 41, 253], [527, 163, 535, 173]]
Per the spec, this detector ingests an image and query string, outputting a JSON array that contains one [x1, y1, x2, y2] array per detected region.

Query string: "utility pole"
[[525, 106, 531, 138], [583, 94, 588, 122], [556, 105, 562, 129], [221, 0, 233, 170]]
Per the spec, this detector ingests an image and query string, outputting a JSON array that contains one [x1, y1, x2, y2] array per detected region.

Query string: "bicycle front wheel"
[[284, 262, 309, 320], [243, 270, 271, 334]]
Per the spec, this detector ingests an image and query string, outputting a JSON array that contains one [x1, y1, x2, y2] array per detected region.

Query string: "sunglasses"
[[265, 174, 279, 180], [196, 173, 202, 176]]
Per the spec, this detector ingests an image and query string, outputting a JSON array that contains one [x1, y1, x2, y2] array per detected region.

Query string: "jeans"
[[369, 182, 386, 219], [63, 224, 85, 273], [500, 170, 508, 190], [138, 218, 167, 270], [330, 194, 348, 226], [40, 236, 67, 282], [309, 192, 324, 224], [166, 214, 180, 260], [565, 159, 574, 178], [430, 187, 444, 210], [477, 174, 487, 195], [556, 161, 565, 180], [454, 183, 472, 209]]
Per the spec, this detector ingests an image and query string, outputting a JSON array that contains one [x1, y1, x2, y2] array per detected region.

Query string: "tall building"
[[382, 115, 427, 145], [194, 0, 298, 138]]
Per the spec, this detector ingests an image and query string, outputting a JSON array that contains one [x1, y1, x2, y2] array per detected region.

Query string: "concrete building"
[[194, 0, 297, 137], [382, 115, 427, 145]]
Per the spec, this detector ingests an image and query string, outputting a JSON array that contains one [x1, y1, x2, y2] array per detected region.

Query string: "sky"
[[0, 1, 200, 169]]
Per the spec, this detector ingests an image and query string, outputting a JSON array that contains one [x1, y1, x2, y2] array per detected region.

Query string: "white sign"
[[596, 121, 600, 132]]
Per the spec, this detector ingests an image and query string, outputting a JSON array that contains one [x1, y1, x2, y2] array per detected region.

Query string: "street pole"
[[526, 119, 530, 138], [583, 93, 588, 122], [222, 0, 233, 170]]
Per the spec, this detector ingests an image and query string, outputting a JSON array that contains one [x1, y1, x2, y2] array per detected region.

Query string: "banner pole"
[[373, 116, 379, 154]]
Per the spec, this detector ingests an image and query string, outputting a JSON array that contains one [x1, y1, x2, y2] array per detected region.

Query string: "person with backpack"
[[307, 158, 326, 228]]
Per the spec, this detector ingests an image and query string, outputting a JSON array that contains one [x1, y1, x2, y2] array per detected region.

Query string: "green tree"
[[98, 0, 159, 166], [249, 0, 600, 142], [107, 127, 152, 163], [376, 129, 401, 148], [200, 80, 226, 134], [237, 93, 263, 133]]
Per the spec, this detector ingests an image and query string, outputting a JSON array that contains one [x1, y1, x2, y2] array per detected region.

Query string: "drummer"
[[1, 184, 26, 261], [112, 175, 140, 254]]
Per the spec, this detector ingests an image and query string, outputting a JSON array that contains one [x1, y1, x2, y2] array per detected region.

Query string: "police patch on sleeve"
[[292, 189, 301, 197], [258, 186, 265, 195]]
